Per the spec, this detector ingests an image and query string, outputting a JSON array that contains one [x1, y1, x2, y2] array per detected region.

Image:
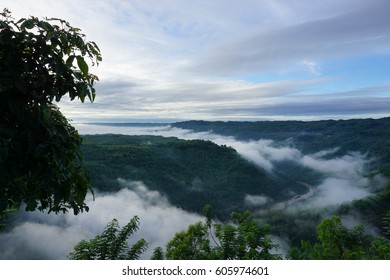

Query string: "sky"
[[3, 0, 390, 121]]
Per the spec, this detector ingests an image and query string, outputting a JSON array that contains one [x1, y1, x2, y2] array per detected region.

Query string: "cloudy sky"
[[3, 0, 390, 121]]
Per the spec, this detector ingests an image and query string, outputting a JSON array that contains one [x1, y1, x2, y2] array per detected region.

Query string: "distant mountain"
[[173, 118, 390, 176]]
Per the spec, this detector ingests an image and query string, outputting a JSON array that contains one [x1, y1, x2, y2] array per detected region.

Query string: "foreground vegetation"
[[0, 9, 100, 216], [68, 206, 390, 260], [68, 206, 281, 260]]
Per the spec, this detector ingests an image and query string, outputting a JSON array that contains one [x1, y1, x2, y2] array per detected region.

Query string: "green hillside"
[[80, 118, 390, 247], [173, 117, 390, 176], [81, 134, 313, 218]]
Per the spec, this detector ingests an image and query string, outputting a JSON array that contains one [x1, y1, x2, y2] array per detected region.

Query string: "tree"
[[166, 221, 211, 260], [382, 211, 390, 237], [68, 217, 148, 260], [289, 215, 377, 260], [150, 246, 165, 260], [164, 205, 281, 260], [0, 9, 101, 215], [368, 238, 390, 259]]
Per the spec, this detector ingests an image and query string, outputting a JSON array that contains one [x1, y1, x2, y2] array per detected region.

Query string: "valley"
[[1, 117, 389, 259], [79, 117, 390, 248]]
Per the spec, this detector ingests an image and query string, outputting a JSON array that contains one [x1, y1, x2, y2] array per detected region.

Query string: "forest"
[[81, 134, 314, 218], [69, 117, 390, 259]]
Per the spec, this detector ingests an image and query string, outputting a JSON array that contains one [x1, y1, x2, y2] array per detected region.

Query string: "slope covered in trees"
[[80, 117, 390, 255], [81, 134, 312, 218], [172, 118, 390, 239], [173, 118, 390, 175]]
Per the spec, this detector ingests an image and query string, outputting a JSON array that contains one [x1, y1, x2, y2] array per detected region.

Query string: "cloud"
[[307, 177, 370, 208], [245, 194, 272, 207], [218, 138, 301, 172], [302, 60, 321, 75], [191, 0, 390, 75], [4, 0, 390, 121], [300, 152, 367, 180], [0, 180, 202, 259], [212, 93, 390, 118]]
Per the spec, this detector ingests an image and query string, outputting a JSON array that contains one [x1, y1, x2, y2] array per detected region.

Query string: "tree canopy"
[[289, 215, 390, 260], [68, 206, 281, 260], [68, 217, 148, 260], [0, 9, 101, 215], [164, 205, 281, 260]]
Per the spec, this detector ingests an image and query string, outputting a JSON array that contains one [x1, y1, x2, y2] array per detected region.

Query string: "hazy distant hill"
[[173, 117, 390, 176]]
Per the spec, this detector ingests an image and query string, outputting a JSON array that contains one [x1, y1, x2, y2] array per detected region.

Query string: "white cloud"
[[302, 60, 321, 75], [2, 0, 390, 121], [0, 181, 202, 259], [303, 177, 370, 209], [299, 152, 367, 180], [245, 194, 271, 207]]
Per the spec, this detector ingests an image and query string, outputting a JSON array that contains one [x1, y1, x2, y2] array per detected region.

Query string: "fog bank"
[[0, 180, 201, 259]]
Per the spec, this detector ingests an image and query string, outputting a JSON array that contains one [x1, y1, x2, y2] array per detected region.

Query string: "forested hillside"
[[81, 134, 312, 218], [173, 118, 390, 176], [80, 118, 390, 250]]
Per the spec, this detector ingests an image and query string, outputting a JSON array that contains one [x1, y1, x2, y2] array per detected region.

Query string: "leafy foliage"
[[259, 209, 322, 248], [165, 221, 211, 260], [289, 215, 390, 259], [164, 205, 281, 260], [338, 185, 390, 236], [0, 10, 101, 215], [383, 211, 390, 237], [68, 216, 147, 260], [150, 246, 165, 260]]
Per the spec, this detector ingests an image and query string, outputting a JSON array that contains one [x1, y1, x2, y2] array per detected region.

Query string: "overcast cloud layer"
[[3, 0, 390, 121]]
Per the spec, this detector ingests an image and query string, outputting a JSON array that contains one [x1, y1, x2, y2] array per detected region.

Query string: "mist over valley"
[[1, 118, 389, 259]]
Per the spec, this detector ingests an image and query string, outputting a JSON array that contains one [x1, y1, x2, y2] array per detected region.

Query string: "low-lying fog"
[[0, 124, 385, 259]]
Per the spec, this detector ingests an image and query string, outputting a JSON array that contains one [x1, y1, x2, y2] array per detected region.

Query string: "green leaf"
[[38, 20, 54, 32], [66, 55, 75, 67], [0, 11, 99, 218], [76, 56, 89, 76], [42, 107, 52, 122], [55, 60, 65, 77], [21, 19, 35, 30]]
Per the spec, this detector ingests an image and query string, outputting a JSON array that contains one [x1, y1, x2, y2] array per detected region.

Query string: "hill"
[[173, 118, 390, 176], [81, 134, 315, 218], [79, 118, 390, 246]]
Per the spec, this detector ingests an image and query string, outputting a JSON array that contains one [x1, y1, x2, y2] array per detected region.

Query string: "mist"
[[76, 123, 379, 209], [0, 180, 202, 259]]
